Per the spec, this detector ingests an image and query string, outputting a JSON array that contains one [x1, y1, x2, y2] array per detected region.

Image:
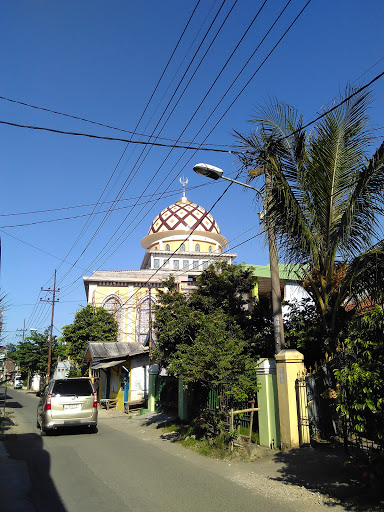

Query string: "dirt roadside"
[[98, 407, 383, 512]]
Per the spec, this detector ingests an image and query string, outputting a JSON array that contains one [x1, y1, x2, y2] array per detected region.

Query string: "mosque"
[[82, 180, 308, 411], [83, 180, 237, 345], [82, 181, 237, 409]]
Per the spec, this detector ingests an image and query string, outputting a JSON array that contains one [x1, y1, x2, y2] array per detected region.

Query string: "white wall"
[[31, 374, 41, 392], [282, 280, 312, 318], [129, 354, 149, 401]]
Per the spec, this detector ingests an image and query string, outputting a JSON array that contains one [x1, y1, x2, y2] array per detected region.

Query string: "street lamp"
[[193, 163, 285, 353]]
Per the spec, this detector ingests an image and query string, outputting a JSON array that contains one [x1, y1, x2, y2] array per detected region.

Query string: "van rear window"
[[52, 380, 93, 396]]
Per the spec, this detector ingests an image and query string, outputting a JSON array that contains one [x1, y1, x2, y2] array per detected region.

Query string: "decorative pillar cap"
[[275, 349, 304, 363], [256, 358, 276, 375]]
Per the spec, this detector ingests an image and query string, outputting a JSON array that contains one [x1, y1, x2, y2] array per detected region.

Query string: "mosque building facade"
[[83, 187, 237, 345], [82, 186, 237, 410], [82, 184, 309, 411]]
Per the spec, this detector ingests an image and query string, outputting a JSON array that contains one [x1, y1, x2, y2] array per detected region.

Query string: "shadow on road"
[[271, 444, 384, 511], [0, 415, 15, 432], [1, 391, 24, 409], [140, 412, 176, 428], [2, 433, 67, 512]]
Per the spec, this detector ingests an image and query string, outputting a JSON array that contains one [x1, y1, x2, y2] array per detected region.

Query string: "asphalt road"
[[3, 389, 309, 512]]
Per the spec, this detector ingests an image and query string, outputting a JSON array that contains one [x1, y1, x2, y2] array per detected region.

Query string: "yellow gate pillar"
[[275, 349, 308, 450]]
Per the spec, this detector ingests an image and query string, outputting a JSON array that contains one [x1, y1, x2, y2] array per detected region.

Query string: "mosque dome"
[[147, 198, 220, 236], [141, 181, 228, 250]]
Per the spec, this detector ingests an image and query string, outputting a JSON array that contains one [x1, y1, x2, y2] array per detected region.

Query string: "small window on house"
[[188, 276, 197, 282], [154, 246, 158, 251], [165, 244, 170, 251], [154, 259, 160, 268], [195, 243, 200, 252], [180, 243, 185, 252], [173, 260, 179, 269], [193, 260, 199, 270], [208, 245, 212, 253], [183, 260, 189, 269], [202, 261, 208, 270], [163, 259, 169, 267]]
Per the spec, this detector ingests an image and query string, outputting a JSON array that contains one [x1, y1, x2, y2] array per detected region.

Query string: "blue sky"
[[1, 0, 383, 343]]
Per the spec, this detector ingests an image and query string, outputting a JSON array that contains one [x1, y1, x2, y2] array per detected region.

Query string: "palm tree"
[[235, 89, 384, 352]]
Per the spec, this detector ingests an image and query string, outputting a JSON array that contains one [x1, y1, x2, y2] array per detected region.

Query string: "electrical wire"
[[55, 0, 235, 288], [277, 69, 384, 142], [0, 182, 216, 218], [40, 0, 206, 288], [57, 0, 312, 296], [0, 120, 234, 153], [18, 0, 206, 321]]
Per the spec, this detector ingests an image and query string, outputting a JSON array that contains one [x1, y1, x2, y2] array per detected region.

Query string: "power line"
[[0, 182, 216, 218], [0, 230, 87, 270], [22, 1, 207, 312], [0, 190, 196, 228], [53, 1, 228, 288], [0, 96, 226, 147], [57, 0, 312, 296], [0, 119, 234, 153], [55, 0, 235, 289], [278, 69, 384, 142]]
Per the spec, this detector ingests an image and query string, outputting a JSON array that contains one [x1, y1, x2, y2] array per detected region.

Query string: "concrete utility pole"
[[16, 319, 27, 341], [264, 168, 285, 352], [193, 162, 285, 354], [41, 270, 60, 382], [148, 285, 153, 365]]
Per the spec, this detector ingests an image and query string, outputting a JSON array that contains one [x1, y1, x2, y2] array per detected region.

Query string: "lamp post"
[[193, 163, 285, 353]]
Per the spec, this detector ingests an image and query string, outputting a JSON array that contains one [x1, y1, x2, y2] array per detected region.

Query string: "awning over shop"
[[91, 359, 127, 370]]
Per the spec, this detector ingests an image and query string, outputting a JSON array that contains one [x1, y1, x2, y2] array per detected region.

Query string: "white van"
[[14, 376, 23, 389]]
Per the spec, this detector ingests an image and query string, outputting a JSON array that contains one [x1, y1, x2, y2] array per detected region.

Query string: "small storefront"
[[82, 342, 149, 412]]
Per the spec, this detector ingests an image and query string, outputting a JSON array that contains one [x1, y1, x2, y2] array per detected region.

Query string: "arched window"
[[209, 245, 212, 253], [165, 244, 170, 251], [180, 243, 185, 252], [102, 295, 124, 341], [195, 243, 200, 252], [135, 295, 155, 345]]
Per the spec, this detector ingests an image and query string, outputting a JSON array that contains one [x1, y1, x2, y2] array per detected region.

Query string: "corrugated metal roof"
[[84, 342, 148, 362], [92, 359, 127, 370]]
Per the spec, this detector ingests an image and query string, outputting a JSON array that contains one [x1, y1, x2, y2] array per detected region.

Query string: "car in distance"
[[13, 377, 23, 389], [36, 378, 98, 435]]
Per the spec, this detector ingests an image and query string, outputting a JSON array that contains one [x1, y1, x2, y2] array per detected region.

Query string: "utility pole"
[[148, 285, 153, 365], [16, 319, 27, 341], [264, 168, 285, 352], [41, 270, 60, 382]]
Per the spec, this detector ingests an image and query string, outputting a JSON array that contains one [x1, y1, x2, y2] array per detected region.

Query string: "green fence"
[[207, 383, 259, 439], [154, 375, 178, 413]]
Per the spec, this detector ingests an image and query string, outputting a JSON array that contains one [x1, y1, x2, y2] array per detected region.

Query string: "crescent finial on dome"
[[180, 176, 188, 203]]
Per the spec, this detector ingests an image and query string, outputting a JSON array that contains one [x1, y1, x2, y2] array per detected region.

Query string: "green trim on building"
[[241, 263, 302, 281]]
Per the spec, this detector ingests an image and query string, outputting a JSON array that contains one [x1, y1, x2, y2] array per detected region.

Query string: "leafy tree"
[[334, 305, 384, 441], [9, 330, 66, 381], [61, 304, 118, 368], [154, 263, 272, 413], [236, 88, 384, 354]]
